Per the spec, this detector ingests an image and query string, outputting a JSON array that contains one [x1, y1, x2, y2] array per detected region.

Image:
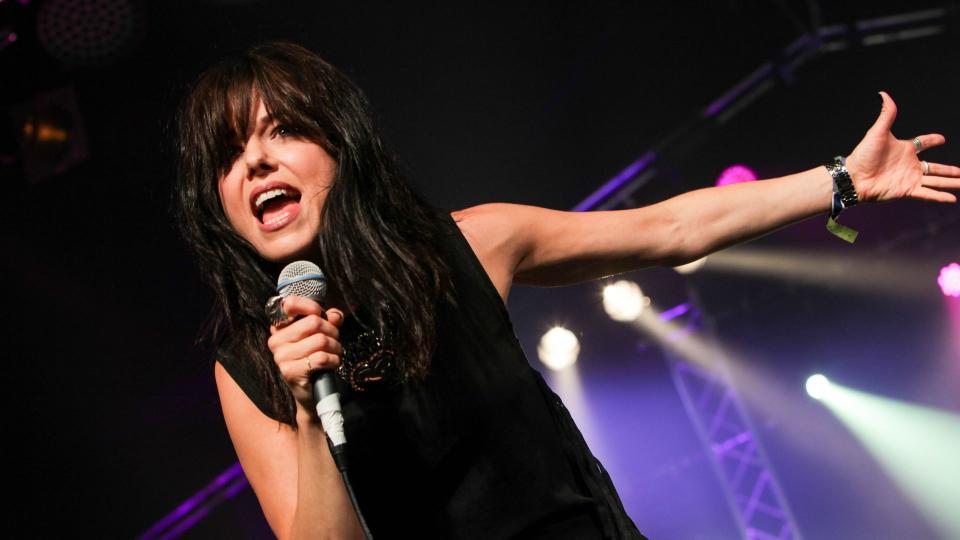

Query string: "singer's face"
[[218, 100, 336, 263]]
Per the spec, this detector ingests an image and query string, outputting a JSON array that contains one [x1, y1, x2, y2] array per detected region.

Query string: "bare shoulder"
[[449, 203, 531, 305], [214, 360, 298, 538]]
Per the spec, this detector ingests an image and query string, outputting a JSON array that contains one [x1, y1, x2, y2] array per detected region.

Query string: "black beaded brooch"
[[336, 315, 400, 392]]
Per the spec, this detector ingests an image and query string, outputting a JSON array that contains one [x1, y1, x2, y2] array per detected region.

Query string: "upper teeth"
[[255, 188, 292, 210]]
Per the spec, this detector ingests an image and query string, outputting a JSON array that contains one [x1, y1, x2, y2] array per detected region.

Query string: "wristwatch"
[[825, 155, 859, 214]]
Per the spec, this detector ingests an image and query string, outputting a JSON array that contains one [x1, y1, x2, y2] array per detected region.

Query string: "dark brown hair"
[[173, 40, 457, 426]]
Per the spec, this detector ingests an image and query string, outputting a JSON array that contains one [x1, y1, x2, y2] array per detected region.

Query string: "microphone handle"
[[311, 368, 347, 448], [298, 295, 346, 447], [311, 369, 337, 403]]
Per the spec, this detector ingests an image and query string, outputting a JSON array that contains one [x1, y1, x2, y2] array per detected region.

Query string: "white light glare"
[[806, 374, 832, 400], [602, 280, 649, 322], [537, 326, 580, 371]]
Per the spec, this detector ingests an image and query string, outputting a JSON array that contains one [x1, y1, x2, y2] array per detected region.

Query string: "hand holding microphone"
[[265, 261, 348, 456], [266, 295, 344, 418]]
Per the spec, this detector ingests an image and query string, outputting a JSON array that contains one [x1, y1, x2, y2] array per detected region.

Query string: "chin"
[[260, 237, 321, 265]]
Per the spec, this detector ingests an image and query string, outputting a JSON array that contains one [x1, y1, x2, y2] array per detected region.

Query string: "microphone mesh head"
[[277, 260, 327, 303]]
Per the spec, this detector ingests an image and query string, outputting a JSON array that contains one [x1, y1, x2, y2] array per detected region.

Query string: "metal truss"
[[658, 304, 802, 540]]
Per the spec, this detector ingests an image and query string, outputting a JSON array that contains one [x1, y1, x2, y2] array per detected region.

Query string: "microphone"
[[276, 261, 348, 464]]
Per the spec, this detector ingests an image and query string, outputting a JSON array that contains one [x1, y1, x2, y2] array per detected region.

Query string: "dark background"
[[3, 1, 958, 538]]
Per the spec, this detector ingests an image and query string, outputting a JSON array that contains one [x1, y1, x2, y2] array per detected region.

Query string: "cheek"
[[218, 183, 245, 229]]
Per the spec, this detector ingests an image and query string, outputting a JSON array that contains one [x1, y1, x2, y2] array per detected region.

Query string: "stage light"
[[537, 326, 580, 371], [938, 263, 960, 297], [602, 280, 649, 322], [36, 0, 145, 68], [816, 382, 960, 539], [1, 30, 17, 52], [805, 373, 832, 400], [10, 86, 91, 184], [716, 164, 757, 186], [673, 256, 708, 274]]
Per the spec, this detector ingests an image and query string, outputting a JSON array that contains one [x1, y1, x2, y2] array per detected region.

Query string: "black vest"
[[217, 212, 646, 539]]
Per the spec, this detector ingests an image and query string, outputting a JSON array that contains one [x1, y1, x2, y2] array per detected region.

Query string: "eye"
[[271, 124, 294, 138]]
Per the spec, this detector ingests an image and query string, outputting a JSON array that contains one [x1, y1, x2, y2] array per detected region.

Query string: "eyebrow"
[[237, 109, 276, 141], [255, 115, 274, 130]]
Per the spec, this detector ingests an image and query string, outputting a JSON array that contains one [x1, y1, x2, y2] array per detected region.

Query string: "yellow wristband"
[[827, 214, 858, 243]]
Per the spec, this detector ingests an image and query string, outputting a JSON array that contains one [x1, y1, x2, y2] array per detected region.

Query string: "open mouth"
[[257, 190, 302, 223], [251, 184, 303, 228]]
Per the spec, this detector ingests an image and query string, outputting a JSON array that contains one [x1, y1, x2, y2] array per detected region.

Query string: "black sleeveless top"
[[216, 212, 646, 539]]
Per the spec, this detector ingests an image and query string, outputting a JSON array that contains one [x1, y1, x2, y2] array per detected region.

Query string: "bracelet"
[[824, 155, 859, 243], [828, 155, 859, 211]]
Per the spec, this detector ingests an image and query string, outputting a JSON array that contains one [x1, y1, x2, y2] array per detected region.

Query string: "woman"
[[173, 41, 958, 539]]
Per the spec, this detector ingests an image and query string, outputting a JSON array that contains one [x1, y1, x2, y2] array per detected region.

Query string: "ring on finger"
[[912, 137, 923, 153], [921, 160, 930, 176], [265, 295, 291, 327]]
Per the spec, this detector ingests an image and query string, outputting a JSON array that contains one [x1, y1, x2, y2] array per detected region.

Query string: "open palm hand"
[[845, 91, 959, 204]]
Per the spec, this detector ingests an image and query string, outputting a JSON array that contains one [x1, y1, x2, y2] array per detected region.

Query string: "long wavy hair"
[[173, 40, 458, 427]]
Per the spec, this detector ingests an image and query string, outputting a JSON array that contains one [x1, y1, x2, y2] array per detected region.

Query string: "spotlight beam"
[[817, 382, 960, 539], [649, 301, 802, 540]]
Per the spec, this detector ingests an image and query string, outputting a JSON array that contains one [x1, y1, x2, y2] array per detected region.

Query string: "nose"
[[243, 138, 276, 180]]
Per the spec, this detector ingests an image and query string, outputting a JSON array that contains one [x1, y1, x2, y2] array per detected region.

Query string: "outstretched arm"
[[487, 92, 959, 288]]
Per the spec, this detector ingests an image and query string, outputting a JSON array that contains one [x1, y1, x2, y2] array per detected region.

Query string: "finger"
[[923, 163, 960, 179], [268, 315, 340, 354], [282, 295, 325, 318], [305, 350, 341, 371], [325, 308, 345, 328], [301, 331, 343, 358], [278, 355, 337, 383], [910, 185, 958, 203], [278, 313, 341, 342], [873, 91, 898, 133], [913, 133, 946, 153], [279, 333, 343, 363], [921, 175, 960, 191]]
